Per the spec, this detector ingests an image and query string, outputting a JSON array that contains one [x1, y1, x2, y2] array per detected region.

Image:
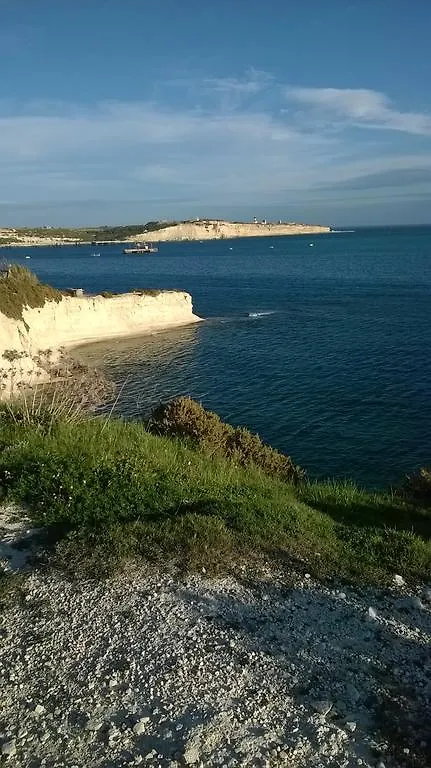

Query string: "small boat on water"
[[123, 242, 158, 254]]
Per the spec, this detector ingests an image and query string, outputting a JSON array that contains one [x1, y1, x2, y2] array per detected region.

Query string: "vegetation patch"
[[0, 265, 62, 323], [0, 401, 429, 583], [400, 466, 431, 505], [0, 236, 21, 244], [11, 221, 179, 243], [131, 289, 164, 297], [149, 396, 304, 484]]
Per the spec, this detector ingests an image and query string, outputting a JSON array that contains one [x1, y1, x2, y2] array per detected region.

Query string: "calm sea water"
[[2, 226, 430, 488]]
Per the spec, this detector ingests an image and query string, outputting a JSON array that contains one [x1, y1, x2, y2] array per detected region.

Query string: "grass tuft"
[[0, 265, 62, 323]]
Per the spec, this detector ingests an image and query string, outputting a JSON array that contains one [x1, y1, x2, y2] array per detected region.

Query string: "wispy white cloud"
[[1, 76, 431, 221], [203, 68, 273, 96], [0, 100, 303, 160], [0, 96, 339, 204], [286, 87, 431, 135]]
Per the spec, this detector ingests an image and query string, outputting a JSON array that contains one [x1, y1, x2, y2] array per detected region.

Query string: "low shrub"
[[150, 397, 304, 484], [225, 426, 303, 483], [131, 289, 163, 297], [150, 396, 228, 449]]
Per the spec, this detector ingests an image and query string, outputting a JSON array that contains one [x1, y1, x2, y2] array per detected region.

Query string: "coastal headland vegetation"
[[0, 267, 429, 588], [0, 221, 178, 245]]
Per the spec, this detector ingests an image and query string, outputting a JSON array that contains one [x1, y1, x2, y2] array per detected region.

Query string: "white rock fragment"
[[311, 700, 333, 716], [33, 704, 45, 715], [183, 745, 200, 765], [133, 716, 150, 736], [393, 574, 405, 587], [345, 721, 357, 733], [367, 607, 378, 621], [85, 719, 104, 732], [1, 740, 16, 757]]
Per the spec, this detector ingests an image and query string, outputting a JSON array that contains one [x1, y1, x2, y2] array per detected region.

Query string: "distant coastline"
[[0, 219, 330, 248]]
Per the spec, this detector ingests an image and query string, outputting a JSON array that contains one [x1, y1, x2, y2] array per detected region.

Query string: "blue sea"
[[2, 226, 430, 489]]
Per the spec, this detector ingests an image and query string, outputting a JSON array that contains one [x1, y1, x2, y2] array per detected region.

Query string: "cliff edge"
[[134, 220, 331, 242], [0, 275, 200, 398]]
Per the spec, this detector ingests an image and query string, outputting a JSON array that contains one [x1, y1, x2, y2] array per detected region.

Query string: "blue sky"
[[1, 0, 431, 226]]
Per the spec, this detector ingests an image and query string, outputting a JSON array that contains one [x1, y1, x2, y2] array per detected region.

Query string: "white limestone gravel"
[[1, 507, 430, 767], [1, 563, 430, 768]]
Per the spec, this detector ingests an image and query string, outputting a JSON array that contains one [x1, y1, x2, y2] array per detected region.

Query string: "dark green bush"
[[225, 426, 303, 483], [150, 397, 304, 484], [402, 466, 431, 505], [150, 397, 229, 450]]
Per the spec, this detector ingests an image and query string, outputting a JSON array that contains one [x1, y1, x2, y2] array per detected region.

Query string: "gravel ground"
[[1, 506, 431, 768]]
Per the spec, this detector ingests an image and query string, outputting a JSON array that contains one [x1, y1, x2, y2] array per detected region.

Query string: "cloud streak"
[[286, 87, 431, 135]]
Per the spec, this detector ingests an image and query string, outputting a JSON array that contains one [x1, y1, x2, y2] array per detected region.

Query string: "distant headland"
[[0, 218, 331, 247]]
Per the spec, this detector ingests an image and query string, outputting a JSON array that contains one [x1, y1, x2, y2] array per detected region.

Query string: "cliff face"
[[0, 291, 200, 397], [135, 220, 330, 242]]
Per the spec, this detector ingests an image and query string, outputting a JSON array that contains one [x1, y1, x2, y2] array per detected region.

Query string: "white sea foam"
[[247, 311, 276, 318]]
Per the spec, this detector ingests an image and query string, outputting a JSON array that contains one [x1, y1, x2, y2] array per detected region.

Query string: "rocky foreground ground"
[[1, 506, 430, 768]]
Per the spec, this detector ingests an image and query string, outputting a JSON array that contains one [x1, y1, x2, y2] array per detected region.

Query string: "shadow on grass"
[[297, 484, 431, 541]]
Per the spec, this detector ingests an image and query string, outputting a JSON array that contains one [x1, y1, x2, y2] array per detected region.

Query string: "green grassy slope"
[[0, 407, 429, 584]]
